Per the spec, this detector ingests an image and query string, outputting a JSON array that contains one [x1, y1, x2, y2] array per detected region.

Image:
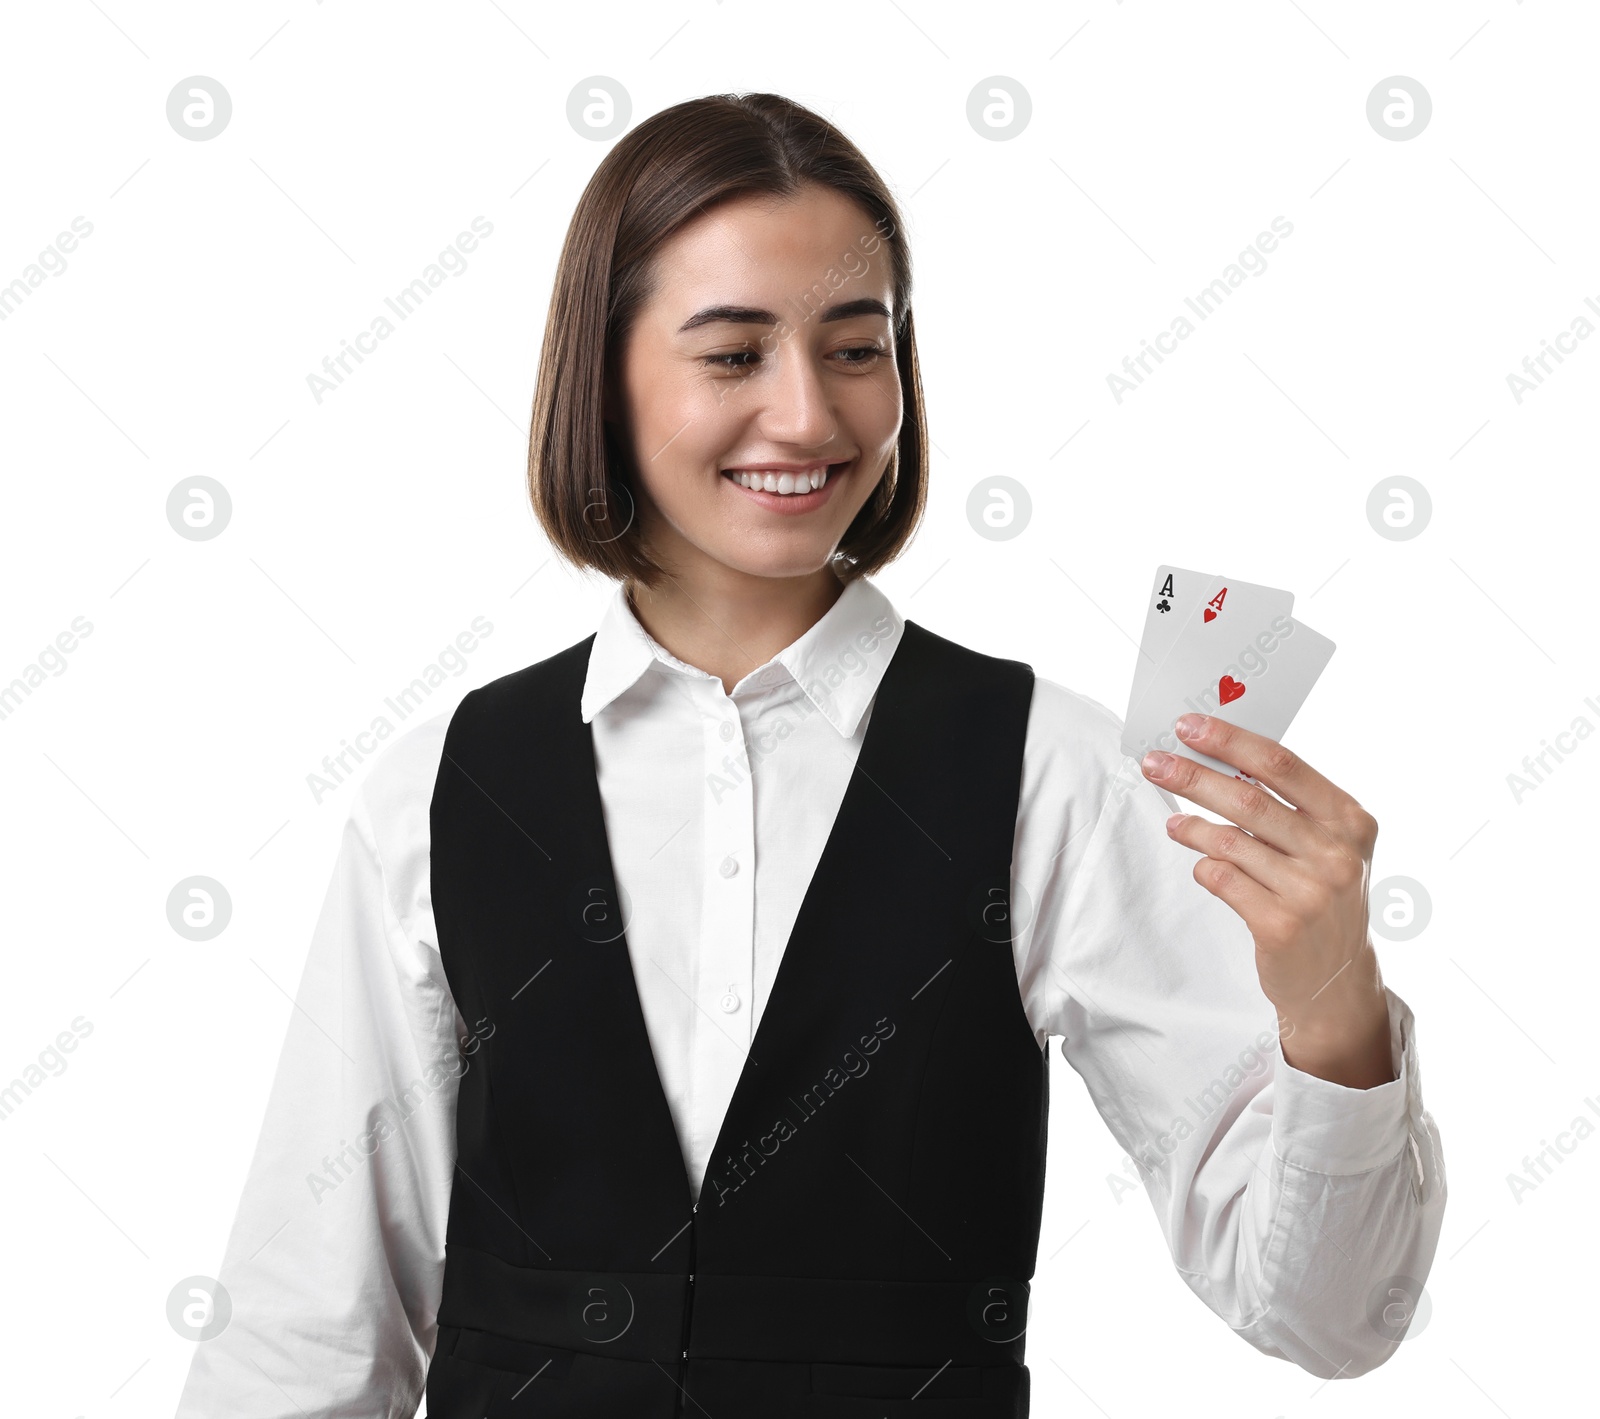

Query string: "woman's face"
[[608, 183, 903, 585]]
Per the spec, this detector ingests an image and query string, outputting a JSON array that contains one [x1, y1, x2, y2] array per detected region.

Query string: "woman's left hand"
[[1141, 712, 1396, 1090]]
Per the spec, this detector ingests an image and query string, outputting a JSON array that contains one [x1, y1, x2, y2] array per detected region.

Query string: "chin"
[[702, 541, 843, 582]]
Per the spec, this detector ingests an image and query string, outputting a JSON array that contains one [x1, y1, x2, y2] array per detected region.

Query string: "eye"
[[699, 344, 887, 372], [834, 344, 887, 366]]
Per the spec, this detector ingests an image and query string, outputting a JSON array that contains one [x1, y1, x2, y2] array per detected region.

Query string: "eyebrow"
[[676, 296, 892, 334]]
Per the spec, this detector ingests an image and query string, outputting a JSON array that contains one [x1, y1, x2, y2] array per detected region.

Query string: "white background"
[[2, 1, 1593, 1415]]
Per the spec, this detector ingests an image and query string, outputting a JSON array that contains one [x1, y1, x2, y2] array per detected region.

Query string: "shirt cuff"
[[1269, 985, 1415, 1177]]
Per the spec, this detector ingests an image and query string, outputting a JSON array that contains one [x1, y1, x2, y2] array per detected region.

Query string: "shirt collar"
[[580, 575, 904, 739]]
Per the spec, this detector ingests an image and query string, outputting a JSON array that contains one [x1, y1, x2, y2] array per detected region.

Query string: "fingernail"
[[1175, 713, 1206, 740], [1166, 813, 1188, 833], [1142, 750, 1174, 778]]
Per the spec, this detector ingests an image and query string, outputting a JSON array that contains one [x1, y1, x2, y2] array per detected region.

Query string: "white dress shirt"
[[175, 575, 1446, 1417]]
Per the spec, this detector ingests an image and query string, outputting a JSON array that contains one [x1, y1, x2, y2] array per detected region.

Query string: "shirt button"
[[718, 854, 739, 878], [719, 720, 736, 742], [719, 986, 742, 1013]]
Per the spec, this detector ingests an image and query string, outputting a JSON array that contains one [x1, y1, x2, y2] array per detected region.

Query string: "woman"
[[176, 92, 1444, 1418]]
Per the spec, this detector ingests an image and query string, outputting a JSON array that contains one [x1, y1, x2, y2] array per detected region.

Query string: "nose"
[[749, 341, 839, 449]]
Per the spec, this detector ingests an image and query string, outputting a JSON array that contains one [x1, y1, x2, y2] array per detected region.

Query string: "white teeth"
[[729, 465, 834, 494]]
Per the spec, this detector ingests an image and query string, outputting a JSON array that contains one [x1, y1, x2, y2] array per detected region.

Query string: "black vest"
[[425, 619, 1047, 1417]]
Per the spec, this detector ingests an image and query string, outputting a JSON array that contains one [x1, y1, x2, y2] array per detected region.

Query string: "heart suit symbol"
[[1203, 608, 1217, 622], [1218, 676, 1246, 705]]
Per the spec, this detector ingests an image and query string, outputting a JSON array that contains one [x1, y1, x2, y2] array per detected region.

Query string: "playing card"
[[1121, 571, 1295, 760], [1123, 614, 1337, 780], [1126, 565, 1211, 725]]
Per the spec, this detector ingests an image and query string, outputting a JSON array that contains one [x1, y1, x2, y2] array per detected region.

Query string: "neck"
[[627, 565, 847, 695]]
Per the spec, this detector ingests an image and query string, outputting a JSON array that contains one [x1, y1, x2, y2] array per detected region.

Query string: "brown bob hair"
[[527, 91, 927, 590]]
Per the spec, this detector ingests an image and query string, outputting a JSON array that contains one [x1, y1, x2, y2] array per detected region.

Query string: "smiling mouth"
[[721, 461, 848, 496]]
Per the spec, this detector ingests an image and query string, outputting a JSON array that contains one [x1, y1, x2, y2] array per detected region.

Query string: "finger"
[[1187, 852, 1287, 938], [1172, 714, 1349, 820], [1142, 748, 1317, 856], [1171, 719, 1382, 857], [1165, 811, 1299, 896], [1174, 714, 1380, 867]]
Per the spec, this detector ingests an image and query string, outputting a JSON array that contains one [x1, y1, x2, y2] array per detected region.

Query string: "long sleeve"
[[1013, 676, 1447, 1378], [175, 716, 461, 1418]]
